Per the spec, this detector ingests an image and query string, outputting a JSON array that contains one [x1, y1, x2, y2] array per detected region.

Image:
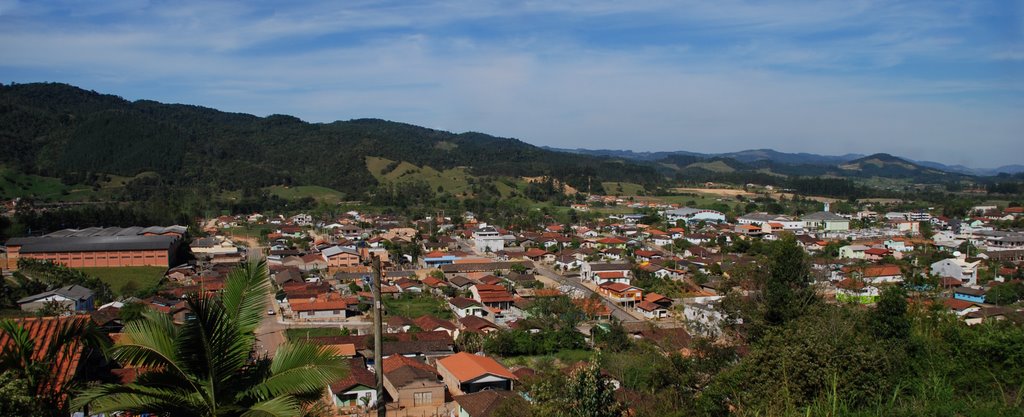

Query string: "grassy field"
[[78, 266, 166, 296], [264, 185, 346, 204], [0, 165, 79, 200], [383, 294, 453, 319], [500, 349, 593, 367], [602, 182, 646, 196], [285, 327, 351, 341], [366, 156, 473, 195]]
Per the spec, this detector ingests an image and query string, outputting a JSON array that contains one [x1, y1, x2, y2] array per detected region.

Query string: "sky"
[[1, 0, 1022, 168]]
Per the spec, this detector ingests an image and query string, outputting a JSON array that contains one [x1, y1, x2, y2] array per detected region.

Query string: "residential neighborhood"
[[3, 193, 1024, 416]]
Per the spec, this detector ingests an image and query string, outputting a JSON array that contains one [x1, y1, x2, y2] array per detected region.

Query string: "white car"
[[267, 309, 276, 316]]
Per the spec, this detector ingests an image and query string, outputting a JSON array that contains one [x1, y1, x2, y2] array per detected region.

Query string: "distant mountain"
[[546, 147, 865, 167], [0, 82, 663, 198]]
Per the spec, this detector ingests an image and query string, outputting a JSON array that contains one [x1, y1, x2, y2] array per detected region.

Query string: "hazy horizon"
[[1, 1, 1021, 167]]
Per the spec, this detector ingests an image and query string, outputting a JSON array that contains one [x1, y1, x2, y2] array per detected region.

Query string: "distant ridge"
[[544, 147, 1022, 176]]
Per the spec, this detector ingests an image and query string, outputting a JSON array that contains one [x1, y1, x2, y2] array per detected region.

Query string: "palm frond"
[[110, 308, 192, 381], [177, 292, 251, 392], [244, 342, 348, 400], [222, 259, 271, 334], [72, 381, 206, 415], [0, 319, 35, 372], [240, 395, 304, 417]]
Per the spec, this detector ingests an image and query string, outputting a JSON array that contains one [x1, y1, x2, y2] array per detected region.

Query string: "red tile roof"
[[0, 316, 89, 401], [437, 352, 517, 382], [382, 355, 436, 375]]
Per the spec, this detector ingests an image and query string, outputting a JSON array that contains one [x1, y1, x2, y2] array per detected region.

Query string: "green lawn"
[[601, 182, 646, 196], [285, 327, 351, 341], [264, 185, 346, 204], [78, 266, 166, 296], [383, 294, 453, 319]]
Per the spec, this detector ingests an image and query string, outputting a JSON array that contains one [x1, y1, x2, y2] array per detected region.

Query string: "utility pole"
[[370, 255, 386, 417]]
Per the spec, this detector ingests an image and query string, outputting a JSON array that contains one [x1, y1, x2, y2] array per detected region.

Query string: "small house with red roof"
[[598, 282, 643, 307], [436, 352, 517, 395]]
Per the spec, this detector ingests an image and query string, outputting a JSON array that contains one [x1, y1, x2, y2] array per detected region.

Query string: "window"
[[413, 391, 433, 406]]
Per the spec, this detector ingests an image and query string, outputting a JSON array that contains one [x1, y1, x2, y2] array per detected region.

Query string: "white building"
[[473, 226, 505, 253], [663, 207, 726, 223], [930, 253, 981, 286]]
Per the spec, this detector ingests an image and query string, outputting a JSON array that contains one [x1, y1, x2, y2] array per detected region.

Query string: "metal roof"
[[7, 235, 179, 253]]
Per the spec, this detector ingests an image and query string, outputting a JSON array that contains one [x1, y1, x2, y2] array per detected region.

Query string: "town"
[[2, 186, 1022, 416]]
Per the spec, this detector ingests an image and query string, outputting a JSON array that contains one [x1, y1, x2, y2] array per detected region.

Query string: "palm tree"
[[73, 260, 348, 416]]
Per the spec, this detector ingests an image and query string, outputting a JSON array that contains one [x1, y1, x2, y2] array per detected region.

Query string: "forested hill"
[[0, 82, 662, 197]]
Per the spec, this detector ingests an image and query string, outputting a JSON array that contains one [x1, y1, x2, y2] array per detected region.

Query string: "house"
[[382, 355, 446, 409], [580, 262, 632, 282], [450, 297, 488, 318], [840, 264, 903, 284], [863, 247, 891, 261], [412, 315, 457, 336], [964, 307, 1015, 326], [17, 285, 95, 312], [931, 253, 981, 286], [838, 244, 869, 259], [436, 352, 518, 395], [835, 278, 879, 304], [321, 246, 362, 269], [290, 294, 348, 321], [189, 236, 239, 256], [594, 271, 631, 286], [452, 390, 520, 417], [474, 226, 506, 253], [942, 298, 982, 316], [953, 287, 986, 304], [331, 358, 378, 411], [470, 284, 514, 311], [802, 211, 850, 231], [448, 276, 476, 291], [636, 300, 668, 319], [458, 315, 501, 339], [597, 282, 643, 307]]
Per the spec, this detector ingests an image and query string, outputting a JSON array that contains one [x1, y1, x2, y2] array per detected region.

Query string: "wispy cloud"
[[0, 0, 1021, 167]]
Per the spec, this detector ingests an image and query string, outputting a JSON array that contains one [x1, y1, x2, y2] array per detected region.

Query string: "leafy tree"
[[870, 286, 910, 341], [0, 370, 35, 417], [538, 355, 624, 417], [74, 261, 348, 416], [985, 281, 1024, 305], [455, 331, 484, 353], [591, 320, 630, 352], [763, 234, 814, 326]]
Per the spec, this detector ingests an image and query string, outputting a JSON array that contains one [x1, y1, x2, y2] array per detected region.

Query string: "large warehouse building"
[[3, 226, 187, 270]]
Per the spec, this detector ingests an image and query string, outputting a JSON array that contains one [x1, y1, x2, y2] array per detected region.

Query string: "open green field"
[[601, 182, 646, 196], [383, 293, 453, 319], [78, 266, 166, 296], [285, 327, 351, 341], [0, 166, 159, 202], [366, 156, 473, 196], [264, 185, 346, 204], [0, 166, 86, 201]]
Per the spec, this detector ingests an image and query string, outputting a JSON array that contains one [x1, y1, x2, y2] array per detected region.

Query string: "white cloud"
[[0, 0, 1021, 166]]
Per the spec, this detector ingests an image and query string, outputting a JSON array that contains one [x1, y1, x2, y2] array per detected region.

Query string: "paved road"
[[532, 263, 642, 323]]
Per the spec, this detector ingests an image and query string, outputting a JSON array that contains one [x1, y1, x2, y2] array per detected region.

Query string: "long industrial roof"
[[5, 226, 184, 253]]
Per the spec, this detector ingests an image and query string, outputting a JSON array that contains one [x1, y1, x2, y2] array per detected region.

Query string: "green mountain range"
[[0, 82, 661, 200]]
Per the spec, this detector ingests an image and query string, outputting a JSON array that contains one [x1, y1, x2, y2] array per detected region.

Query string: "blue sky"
[[1, 0, 1022, 167]]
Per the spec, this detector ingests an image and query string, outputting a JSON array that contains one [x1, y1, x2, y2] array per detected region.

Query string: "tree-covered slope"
[[0, 82, 663, 197]]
